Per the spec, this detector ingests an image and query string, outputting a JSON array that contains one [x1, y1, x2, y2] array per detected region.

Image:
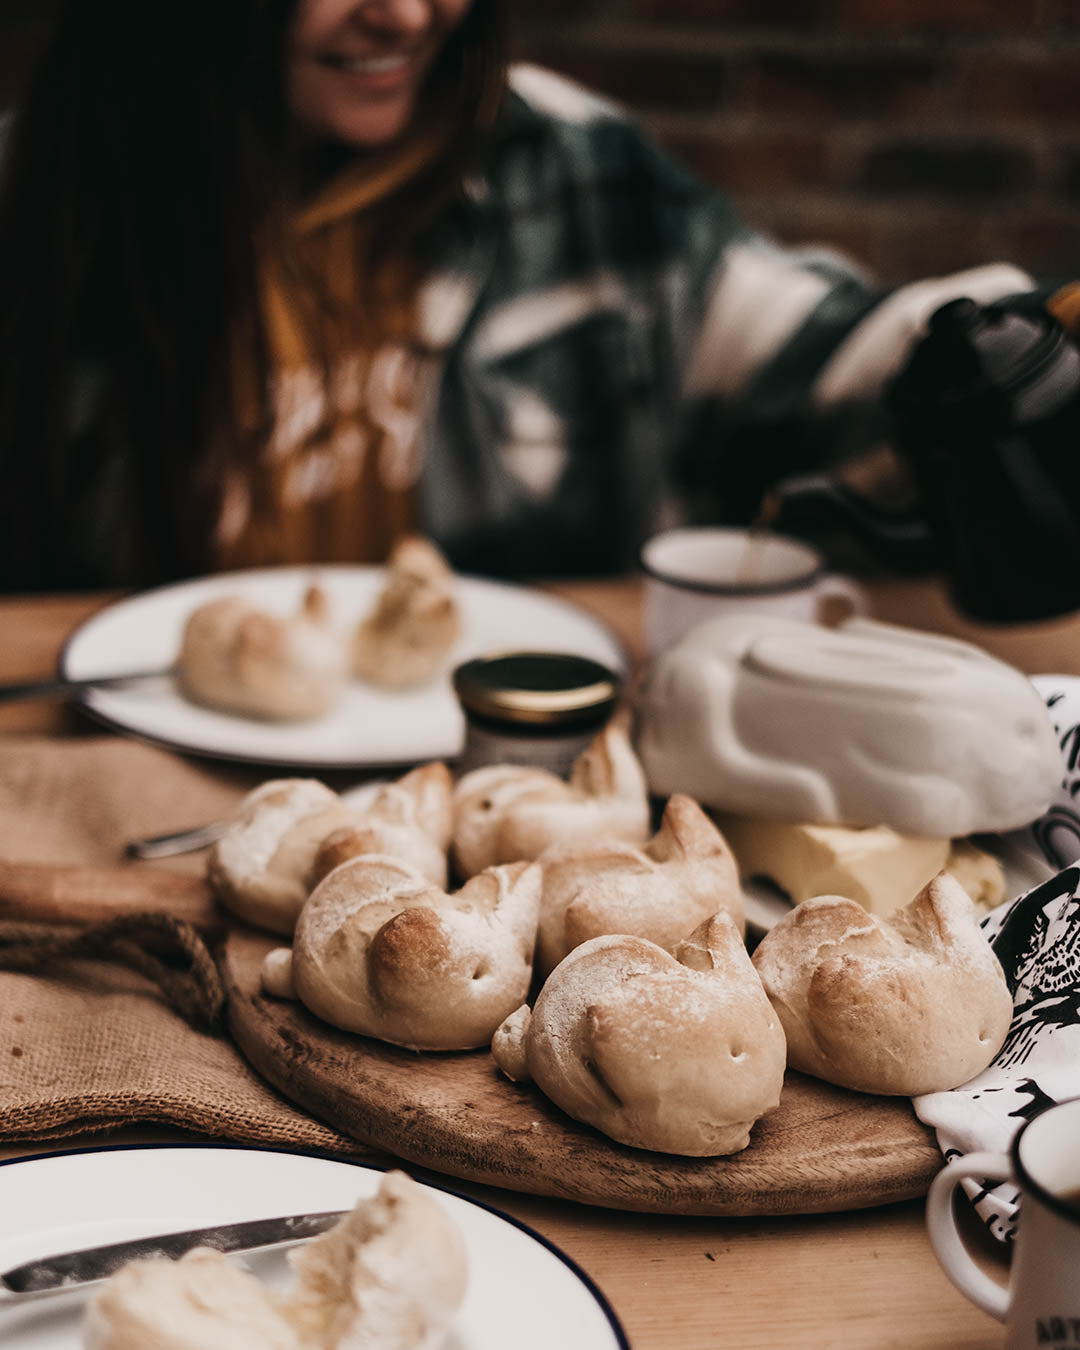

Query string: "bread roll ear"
[[568, 721, 644, 799], [752, 873, 1013, 1096], [306, 762, 452, 890], [650, 794, 733, 863], [452, 723, 650, 879], [357, 762, 452, 838], [674, 910, 749, 973], [301, 582, 330, 623]]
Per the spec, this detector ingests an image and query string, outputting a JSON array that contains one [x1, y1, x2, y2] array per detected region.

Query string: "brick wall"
[[0, 1, 53, 109], [513, 0, 1080, 284], [4, 4, 1076, 286]]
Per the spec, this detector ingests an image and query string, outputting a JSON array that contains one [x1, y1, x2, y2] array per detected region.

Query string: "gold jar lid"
[[452, 652, 621, 728]]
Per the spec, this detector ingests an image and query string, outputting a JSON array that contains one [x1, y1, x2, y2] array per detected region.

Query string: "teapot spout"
[[767, 474, 941, 572]]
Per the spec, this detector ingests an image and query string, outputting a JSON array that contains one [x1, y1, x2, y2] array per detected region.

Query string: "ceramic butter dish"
[[636, 614, 1062, 838]]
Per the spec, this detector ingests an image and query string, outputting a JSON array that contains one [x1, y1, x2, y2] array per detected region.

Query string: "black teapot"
[[770, 297, 1080, 623]]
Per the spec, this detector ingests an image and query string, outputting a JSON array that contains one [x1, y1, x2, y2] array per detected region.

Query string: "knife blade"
[[0, 1209, 347, 1306], [0, 668, 173, 706]]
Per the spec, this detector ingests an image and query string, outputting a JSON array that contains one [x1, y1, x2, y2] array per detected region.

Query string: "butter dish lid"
[[635, 613, 1063, 838], [452, 652, 620, 728]]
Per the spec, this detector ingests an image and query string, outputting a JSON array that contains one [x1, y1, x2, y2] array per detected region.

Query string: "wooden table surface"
[[4, 573, 1072, 1349]]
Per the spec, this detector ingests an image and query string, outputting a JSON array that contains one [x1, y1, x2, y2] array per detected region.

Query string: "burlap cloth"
[[0, 734, 369, 1155]]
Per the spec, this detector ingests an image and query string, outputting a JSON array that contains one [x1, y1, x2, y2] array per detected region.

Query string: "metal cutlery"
[[124, 780, 386, 859], [124, 820, 229, 859], [0, 668, 173, 705], [0, 1209, 347, 1306]]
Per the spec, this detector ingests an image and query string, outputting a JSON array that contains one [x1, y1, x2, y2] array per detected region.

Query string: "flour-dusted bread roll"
[[83, 1171, 467, 1350], [452, 721, 650, 878], [493, 913, 786, 1156], [292, 855, 542, 1050], [208, 779, 358, 935], [308, 762, 453, 890], [751, 873, 1013, 1096], [536, 794, 743, 978], [179, 584, 349, 721], [353, 536, 461, 689]]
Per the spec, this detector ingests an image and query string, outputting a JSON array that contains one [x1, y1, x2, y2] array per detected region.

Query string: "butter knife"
[[0, 1209, 346, 1306], [0, 668, 173, 705]]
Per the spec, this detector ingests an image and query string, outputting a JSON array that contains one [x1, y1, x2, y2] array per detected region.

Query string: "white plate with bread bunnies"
[[0, 1146, 628, 1350], [58, 563, 627, 770]]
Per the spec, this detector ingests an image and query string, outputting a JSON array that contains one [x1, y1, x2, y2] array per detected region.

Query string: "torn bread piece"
[[83, 1170, 467, 1350]]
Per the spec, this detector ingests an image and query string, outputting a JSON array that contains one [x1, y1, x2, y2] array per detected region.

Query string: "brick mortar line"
[[732, 191, 1080, 219], [516, 25, 1080, 60], [643, 111, 1080, 144]]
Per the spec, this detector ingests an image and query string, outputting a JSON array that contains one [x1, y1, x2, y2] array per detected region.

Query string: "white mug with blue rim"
[[639, 526, 867, 661], [926, 1098, 1080, 1350]]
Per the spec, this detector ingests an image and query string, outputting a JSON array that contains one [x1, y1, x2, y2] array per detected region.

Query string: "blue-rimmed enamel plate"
[[59, 566, 627, 770], [0, 1145, 628, 1350]]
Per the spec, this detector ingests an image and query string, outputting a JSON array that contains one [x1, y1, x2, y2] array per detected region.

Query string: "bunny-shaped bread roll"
[[210, 765, 453, 936], [451, 722, 650, 878], [308, 762, 453, 891], [751, 873, 1013, 1096], [179, 584, 348, 721], [492, 913, 786, 1156], [536, 795, 743, 978], [287, 855, 542, 1050], [353, 535, 460, 689], [208, 779, 359, 935]]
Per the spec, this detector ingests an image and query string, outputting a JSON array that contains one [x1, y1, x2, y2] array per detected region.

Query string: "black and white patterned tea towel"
[[913, 865, 1080, 1243]]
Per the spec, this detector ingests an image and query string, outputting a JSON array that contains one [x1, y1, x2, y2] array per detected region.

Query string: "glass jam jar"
[[452, 652, 622, 777]]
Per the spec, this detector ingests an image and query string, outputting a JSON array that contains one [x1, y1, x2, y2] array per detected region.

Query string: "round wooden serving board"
[[223, 926, 943, 1217]]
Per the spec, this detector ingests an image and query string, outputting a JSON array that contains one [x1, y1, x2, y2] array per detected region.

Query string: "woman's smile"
[[291, 0, 472, 147]]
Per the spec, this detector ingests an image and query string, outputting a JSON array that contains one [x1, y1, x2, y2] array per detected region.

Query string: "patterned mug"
[[926, 1097, 1080, 1350]]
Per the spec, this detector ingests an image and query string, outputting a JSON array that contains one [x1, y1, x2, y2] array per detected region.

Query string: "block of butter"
[[945, 838, 1008, 911], [715, 815, 1005, 918]]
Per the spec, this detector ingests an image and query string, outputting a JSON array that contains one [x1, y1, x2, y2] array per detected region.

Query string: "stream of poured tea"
[[735, 491, 782, 586]]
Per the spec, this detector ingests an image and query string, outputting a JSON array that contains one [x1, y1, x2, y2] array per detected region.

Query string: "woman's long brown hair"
[[0, 0, 507, 590]]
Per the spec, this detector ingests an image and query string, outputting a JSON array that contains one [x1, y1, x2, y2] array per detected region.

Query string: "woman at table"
[[0, 0, 1058, 592]]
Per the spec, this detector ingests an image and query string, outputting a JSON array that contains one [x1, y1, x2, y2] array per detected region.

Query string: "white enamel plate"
[[0, 1146, 628, 1350], [59, 566, 627, 769]]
